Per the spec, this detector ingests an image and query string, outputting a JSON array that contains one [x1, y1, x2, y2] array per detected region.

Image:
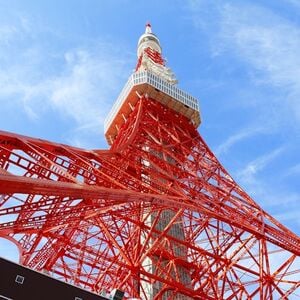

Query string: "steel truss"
[[0, 97, 299, 299]]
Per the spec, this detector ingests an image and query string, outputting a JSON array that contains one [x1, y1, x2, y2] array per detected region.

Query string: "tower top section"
[[137, 23, 162, 58], [104, 24, 201, 145], [135, 23, 177, 84]]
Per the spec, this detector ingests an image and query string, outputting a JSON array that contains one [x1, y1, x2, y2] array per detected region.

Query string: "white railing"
[[104, 71, 199, 132]]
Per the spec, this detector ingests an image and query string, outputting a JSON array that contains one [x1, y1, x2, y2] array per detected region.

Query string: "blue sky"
[[0, 0, 299, 260]]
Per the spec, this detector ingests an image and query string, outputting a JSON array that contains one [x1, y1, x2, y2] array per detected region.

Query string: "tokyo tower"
[[0, 23, 300, 299]]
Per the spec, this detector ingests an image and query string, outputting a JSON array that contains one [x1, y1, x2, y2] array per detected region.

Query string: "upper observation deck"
[[104, 71, 201, 145]]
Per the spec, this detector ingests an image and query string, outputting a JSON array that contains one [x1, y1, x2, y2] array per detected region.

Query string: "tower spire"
[[136, 23, 177, 84], [145, 22, 152, 34], [137, 22, 161, 57]]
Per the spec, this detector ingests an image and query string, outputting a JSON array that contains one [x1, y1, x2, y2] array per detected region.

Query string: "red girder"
[[135, 47, 165, 72], [0, 97, 299, 299]]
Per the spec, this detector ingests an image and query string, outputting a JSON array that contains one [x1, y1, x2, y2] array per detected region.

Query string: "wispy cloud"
[[274, 210, 300, 224], [237, 147, 284, 186], [219, 3, 300, 121], [0, 14, 33, 48], [234, 147, 299, 214], [49, 47, 130, 127], [235, 147, 300, 232], [188, 1, 300, 123], [0, 16, 133, 147], [0, 25, 18, 45], [284, 163, 300, 177], [0, 46, 130, 125], [284, 0, 300, 9], [215, 125, 266, 156]]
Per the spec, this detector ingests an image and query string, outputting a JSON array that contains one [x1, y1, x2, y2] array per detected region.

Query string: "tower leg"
[[141, 209, 193, 300]]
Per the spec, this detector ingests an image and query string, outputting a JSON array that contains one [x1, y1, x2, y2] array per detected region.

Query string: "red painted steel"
[[136, 47, 165, 71], [0, 96, 299, 299]]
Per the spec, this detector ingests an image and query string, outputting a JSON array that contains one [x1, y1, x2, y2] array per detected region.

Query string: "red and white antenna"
[[145, 22, 152, 33], [136, 23, 177, 84]]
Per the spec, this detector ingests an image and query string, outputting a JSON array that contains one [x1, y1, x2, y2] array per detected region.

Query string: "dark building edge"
[[0, 256, 108, 300]]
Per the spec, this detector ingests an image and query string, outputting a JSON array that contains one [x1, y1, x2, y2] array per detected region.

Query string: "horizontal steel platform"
[[104, 71, 201, 145]]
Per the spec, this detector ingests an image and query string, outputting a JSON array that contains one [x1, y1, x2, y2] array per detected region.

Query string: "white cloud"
[[1, 46, 130, 122], [215, 125, 266, 156], [234, 147, 299, 218], [49, 48, 129, 127], [0, 30, 132, 145], [284, 0, 300, 8], [284, 163, 300, 177], [274, 210, 300, 224], [237, 147, 284, 185], [234, 147, 300, 234], [188, 1, 300, 122], [0, 24, 18, 45], [233, 146, 294, 208], [218, 3, 300, 120], [0, 14, 33, 47], [0, 12, 134, 149]]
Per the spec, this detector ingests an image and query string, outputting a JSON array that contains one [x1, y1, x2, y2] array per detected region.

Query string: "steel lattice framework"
[[0, 24, 300, 299]]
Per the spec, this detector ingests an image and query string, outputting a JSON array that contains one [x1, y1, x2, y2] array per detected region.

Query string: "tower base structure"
[[0, 97, 299, 299]]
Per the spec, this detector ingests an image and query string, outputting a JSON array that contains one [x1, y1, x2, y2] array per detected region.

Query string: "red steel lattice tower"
[[0, 24, 300, 299]]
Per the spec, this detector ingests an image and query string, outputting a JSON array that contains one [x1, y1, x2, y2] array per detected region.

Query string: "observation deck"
[[104, 71, 201, 145]]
